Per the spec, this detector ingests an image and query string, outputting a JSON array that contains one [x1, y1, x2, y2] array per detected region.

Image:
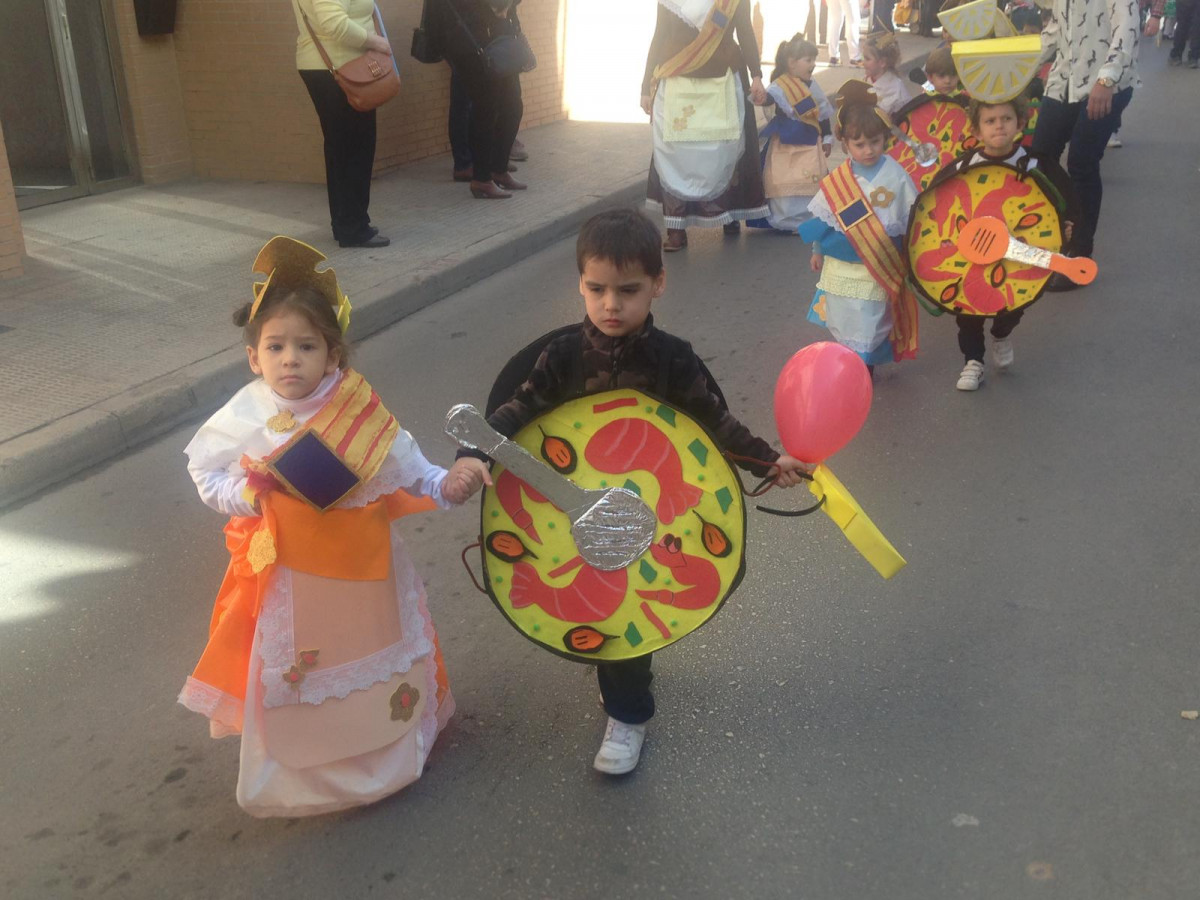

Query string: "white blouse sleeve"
[[391, 429, 453, 510], [188, 460, 257, 518], [766, 82, 796, 119], [183, 384, 266, 518], [354, 427, 452, 510]]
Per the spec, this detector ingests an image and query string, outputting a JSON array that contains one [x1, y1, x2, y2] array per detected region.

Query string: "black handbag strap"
[[445, 1, 486, 56]]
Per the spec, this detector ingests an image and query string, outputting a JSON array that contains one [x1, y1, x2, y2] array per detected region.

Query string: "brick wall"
[[169, 0, 568, 184], [0, 119, 24, 280], [109, 0, 194, 184]]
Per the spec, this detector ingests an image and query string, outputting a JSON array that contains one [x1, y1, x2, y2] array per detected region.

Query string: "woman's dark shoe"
[[338, 229, 390, 248], [723, 221, 741, 236], [663, 228, 687, 252], [492, 172, 527, 190], [470, 180, 513, 199]]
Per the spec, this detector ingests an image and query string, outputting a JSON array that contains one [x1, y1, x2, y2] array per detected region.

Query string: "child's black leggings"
[[597, 654, 655, 725], [956, 309, 1026, 363]]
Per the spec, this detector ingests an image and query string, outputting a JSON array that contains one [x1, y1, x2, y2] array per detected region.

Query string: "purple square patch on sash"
[[712, 11, 729, 27], [838, 199, 870, 229], [270, 430, 361, 510]]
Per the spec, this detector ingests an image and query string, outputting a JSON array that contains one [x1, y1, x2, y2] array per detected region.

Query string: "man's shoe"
[[453, 168, 473, 182], [509, 138, 529, 162], [1043, 271, 1081, 292], [956, 360, 984, 391], [663, 228, 687, 252], [1168, 54, 1183, 66], [470, 180, 512, 199], [723, 221, 741, 235], [1190, 58, 1200, 68], [593, 717, 646, 775], [1106, 134, 1122, 148], [492, 172, 527, 190], [338, 230, 390, 248], [991, 336, 1014, 369]]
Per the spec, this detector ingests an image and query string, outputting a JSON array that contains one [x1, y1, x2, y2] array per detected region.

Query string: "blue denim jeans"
[[1030, 87, 1133, 258]]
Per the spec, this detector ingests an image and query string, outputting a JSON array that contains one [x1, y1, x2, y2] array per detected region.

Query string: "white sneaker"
[[991, 336, 1014, 369], [592, 716, 646, 775], [1107, 135, 1122, 148], [956, 360, 985, 391]]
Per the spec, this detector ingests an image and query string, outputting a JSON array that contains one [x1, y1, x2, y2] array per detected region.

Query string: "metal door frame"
[[16, 0, 139, 210]]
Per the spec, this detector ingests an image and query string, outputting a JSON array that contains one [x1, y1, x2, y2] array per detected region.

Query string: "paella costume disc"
[[906, 156, 1068, 317], [886, 92, 977, 191], [478, 389, 747, 664]]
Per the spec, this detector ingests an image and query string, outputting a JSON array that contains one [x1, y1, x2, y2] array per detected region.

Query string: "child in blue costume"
[[747, 35, 835, 232], [799, 82, 919, 369]]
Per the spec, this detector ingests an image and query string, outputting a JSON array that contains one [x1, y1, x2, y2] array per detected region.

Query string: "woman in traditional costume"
[[641, 0, 770, 251], [178, 237, 472, 817]]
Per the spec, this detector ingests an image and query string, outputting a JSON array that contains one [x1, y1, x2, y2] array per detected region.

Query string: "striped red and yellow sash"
[[820, 162, 919, 360], [652, 0, 742, 90], [773, 75, 819, 126], [247, 370, 400, 510], [299, 370, 398, 481]]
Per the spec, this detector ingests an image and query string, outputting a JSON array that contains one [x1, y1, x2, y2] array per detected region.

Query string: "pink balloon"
[[773, 342, 873, 463]]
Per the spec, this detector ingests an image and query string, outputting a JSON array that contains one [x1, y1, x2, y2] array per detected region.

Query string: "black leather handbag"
[[480, 32, 536, 77], [410, 0, 443, 64]]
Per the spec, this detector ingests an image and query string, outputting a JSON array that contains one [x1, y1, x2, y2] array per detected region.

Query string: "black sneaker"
[[1168, 54, 1183, 66], [723, 221, 741, 235]]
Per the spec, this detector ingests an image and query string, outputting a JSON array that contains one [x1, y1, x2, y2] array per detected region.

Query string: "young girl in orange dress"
[[178, 237, 478, 817]]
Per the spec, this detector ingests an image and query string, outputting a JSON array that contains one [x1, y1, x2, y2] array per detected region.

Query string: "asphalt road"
[[2, 54, 1198, 900]]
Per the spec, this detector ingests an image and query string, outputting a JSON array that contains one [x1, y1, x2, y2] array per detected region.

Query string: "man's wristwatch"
[[1096, 76, 1116, 89]]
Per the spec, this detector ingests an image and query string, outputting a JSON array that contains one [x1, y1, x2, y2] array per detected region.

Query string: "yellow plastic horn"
[[808, 464, 907, 579]]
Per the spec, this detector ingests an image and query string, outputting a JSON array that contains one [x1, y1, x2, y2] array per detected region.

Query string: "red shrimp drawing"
[[494, 469, 549, 544], [584, 418, 703, 525], [635, 534, 721, 611], [509, 556, 628, 623]]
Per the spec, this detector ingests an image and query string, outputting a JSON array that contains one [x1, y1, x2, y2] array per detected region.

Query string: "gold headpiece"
[[861, 26, 899, 53], [834, 79, 893, 136], [249, 236, 352, 334]]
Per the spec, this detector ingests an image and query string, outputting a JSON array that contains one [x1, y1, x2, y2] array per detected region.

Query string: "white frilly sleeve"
[[351, 427, 453, 510], [183, 382, 271, 518]]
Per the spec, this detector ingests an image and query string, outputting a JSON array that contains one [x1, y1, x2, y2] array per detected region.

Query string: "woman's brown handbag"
[[303, 6, 400, 112]]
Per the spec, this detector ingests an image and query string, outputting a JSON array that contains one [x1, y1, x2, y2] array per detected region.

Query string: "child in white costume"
[[861, 31, 913, 120], [179, 237, 478, 817], [801, 83, 919, 367]]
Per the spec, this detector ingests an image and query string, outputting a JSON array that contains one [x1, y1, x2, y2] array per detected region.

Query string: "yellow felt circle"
[[479, 390, 747, 663], [907, 161, 1064, 317]]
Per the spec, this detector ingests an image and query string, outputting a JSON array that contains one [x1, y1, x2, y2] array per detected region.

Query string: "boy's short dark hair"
[[924, 47, 957, 78], [576, 208, 664, 277], [1010, 6, 1044, 32], [968, 93, 1031, 130]]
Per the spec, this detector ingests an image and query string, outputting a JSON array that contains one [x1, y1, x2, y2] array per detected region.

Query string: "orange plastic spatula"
[[957, 216, 1097, 285]]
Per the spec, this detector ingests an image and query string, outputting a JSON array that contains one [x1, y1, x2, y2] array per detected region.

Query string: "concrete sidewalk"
[[0, 34, 935, 508]]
